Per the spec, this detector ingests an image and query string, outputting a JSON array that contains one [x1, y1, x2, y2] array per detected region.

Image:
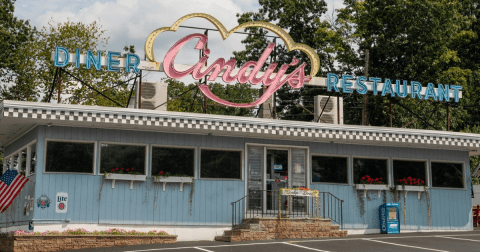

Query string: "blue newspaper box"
[[379, 203, 400, 234]]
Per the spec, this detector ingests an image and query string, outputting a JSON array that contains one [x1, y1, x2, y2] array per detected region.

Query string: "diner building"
[[0, 100, 476, 240]]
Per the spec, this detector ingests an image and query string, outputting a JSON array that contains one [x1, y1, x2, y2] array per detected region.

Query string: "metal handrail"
[[231, 190, 344, 231]]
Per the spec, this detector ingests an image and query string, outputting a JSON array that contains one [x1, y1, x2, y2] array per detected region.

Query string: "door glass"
[[266, 149, 288, 211], [247, 147, 263, 210], [292, 149, 307, 213]]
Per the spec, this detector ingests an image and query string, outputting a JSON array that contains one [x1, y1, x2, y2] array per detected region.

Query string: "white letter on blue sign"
[[54, 46, 70, 67]]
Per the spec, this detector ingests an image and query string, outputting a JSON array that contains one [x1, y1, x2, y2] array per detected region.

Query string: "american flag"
[[0, 169, 29, 213]]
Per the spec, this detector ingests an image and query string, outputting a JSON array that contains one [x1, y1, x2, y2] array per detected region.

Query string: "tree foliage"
[[166, 79, 258, 117], [1, 13, 136, 107]]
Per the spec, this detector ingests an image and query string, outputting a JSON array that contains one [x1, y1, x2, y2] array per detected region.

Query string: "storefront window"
[[393, 160, 426, 185], [200, 149, 241, 179], [20, 148, 27, 175], [353, 158, 388, 184], [311, 156, 348, 184], [46, 141, 95, 173], [151, 147, 194, 177], [431, 162, 464, 188], [100, 143, 146, 174]]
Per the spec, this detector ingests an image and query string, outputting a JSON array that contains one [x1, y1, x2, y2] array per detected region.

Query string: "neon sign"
[[52, 13, 462, 108]]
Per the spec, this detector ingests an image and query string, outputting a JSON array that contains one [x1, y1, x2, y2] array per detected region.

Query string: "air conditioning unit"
[[128, 81, 168, 111], [314, 95, 343, 124]]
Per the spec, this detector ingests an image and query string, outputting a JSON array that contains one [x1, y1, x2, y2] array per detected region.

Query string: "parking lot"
[[68, 231, 480, 252]]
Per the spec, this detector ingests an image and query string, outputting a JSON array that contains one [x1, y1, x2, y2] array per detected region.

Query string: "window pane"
[[312, 156, 348, 184], [431, 162, 463, 188], [46, 141, 94, 173], [100, 144, 146, 174], [30, 143, 37, 175], [353, 158, 387, 184], [201, 150, 241, 179], [151, 147, 194, 177], [21, 148, 27, 174], [393, 160, 426, 185], [13, 153, 19, 170]]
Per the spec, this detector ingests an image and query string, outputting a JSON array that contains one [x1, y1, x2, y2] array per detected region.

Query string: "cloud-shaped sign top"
[[144, 13, 320, 78], [144, 13, 320, 108]]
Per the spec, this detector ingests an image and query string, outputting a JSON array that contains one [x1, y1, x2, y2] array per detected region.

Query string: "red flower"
[[421, 180, 425, 184], [115, 168, 119, 171], [126, 169, 130, 172], [111, 168, 115, 172], [159, 171, 164, 175], [379, 178, 383, 180], [121, 168, 124, 170], [410, 182, 413, 185], [131, 168, 134, 171]]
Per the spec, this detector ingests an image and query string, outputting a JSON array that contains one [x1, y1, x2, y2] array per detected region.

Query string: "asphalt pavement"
[[65, 230, 480, 252]]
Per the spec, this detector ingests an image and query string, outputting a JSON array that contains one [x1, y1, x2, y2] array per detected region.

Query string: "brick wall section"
[[219, 218, 347, 242], [0, 235, 177, 252]]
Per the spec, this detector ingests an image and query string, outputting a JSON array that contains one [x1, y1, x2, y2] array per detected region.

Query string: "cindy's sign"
[[52, 13, 462, 108]]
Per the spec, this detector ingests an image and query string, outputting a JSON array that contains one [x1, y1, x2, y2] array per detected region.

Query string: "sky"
[[14, 0, 345, 83]]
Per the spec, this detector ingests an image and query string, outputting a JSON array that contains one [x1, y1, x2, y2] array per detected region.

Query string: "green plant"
[[154, 171, 191, 178]]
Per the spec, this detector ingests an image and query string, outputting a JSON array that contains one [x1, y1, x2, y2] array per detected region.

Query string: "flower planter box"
[[0, 235, 177, 252], [153, 176, 193, 192], [356, 184, 388, 198], [396, 185, 427, 199], [104, 173, 147, 189]]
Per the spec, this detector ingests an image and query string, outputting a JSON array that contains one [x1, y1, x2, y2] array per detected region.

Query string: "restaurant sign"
[[52, 13, 462, 108]]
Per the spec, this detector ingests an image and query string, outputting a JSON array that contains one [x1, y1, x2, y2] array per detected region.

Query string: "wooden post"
[[363, 49, 369, 126], [57, 72, 62, 103]]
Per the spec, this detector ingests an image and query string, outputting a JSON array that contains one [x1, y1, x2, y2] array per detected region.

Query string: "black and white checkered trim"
[[3, 105, 480, 149]]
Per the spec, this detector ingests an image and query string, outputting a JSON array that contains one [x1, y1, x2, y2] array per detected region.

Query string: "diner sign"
[[282, 189, 315, 197], [52, 13, 462, 108]]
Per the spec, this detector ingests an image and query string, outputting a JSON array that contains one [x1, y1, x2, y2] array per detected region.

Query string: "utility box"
[[379, 203, 400, 234]]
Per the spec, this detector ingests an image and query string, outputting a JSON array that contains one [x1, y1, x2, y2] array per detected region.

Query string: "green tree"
[[1, 17, 136, 107], [234, 0, 360, 121], [336, 0, 473, 129], [0, 0, 35, 100], [166, 79, 258, 117]]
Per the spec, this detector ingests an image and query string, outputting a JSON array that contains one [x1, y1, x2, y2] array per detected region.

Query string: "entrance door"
[[246, 145, 308, 215]]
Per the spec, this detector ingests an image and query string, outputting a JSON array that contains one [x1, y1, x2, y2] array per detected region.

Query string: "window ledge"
[[104, 173, 147, 190], [395, 185, 427, 199], [355, 184, 389, 198], [153, 176, 193, 192]]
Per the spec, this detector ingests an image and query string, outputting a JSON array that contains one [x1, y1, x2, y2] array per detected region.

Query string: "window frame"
[[199, 147, 243, 181], [310, 153, 350, 185], [43, 139, 97, 175], [3, 140, 37, 177], [430, 159, 466, 190], [352, 155, 390, 186], [98, 141, 148, 176], [392, 158, 429, 187], [150, 144, 197, 178]]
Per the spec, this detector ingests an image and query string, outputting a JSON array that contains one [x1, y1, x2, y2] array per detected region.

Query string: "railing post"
[[341, 200, 344, 230]]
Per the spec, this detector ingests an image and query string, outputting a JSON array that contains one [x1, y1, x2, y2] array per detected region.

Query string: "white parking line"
[[283, 242, 329, 252], [194, 247, 215, 252], [440, 236, 480, 242], [364, 239, 449, 252]]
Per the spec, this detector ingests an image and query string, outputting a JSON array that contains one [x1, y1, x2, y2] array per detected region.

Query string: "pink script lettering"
[[163, 33, 311, 108]]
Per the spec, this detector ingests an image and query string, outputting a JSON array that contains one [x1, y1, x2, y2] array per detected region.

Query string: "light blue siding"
[[1, 125, 473, 231]]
